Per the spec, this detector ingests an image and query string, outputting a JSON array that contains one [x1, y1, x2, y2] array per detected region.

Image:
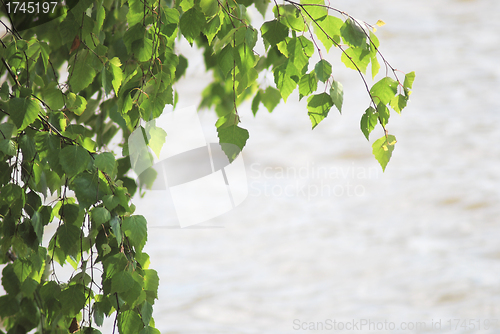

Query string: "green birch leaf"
[[307, 93, 333, 129], [340, 18, 366, 48], [404, 71, 416, 90], [21, 277, 38, 296], [218, 44, 235, 78], [135, 38, 153, 62], [390, 94, 408, 114], [0, 140, 15, 156], [0, 123, 16, 139], [340, 47, 370, 74], [261, 20, 289, 50], [274, 5, 306, 32], [69, 56, 96, 92], [140, 86, 173, 120], [372, 135, 397, 172], [161, 7, 180, 37], [260, 87, 281, 113], [91, 207, 111, 226], [103, 194, 120, 211], [67, 94, 87, 116], [377, 103, 390, 126], [200, 0, 219, 17], [60, 203, 84, 227], [179, 0, 195, 11], [254, 0, 269, 18], [329, 80, 343, 113], [314, 15, 343, 51], [300, 0, 327, 21], [180, 7, 206, 44], [13, 259, 32, 282], [56, 224, 80, 257], [71, 172, 108, 208], [143, 269, 159, 293], [43, 83, 65, 110], [127, 0, 143, 26], [251, 91, 261, 116], [370, 77, 398, 105], [371, 54, 380, 80], [287, 37, 310, 72], [0, 295, 19, 317], [111, 271, 134, 293], [273, 61, 300, 102], [59, 284, 86, 317], [18, 133, 37, 161], [140, 327, 161, 334], [118, 310, 143, 334], [59, 145, 90, 177], [31, 211, 43, 244], [96, 2, 105, 30], [103, 253, 128, 279], [2, 265, 20, 295], [369, 31, 380, 79], [204, 14, 222, 44], [39, 42, 50, 73], [140, 302, 154, 331], [123, 24, 144, 54], [122, 215, 147, 251], [314, 59, 332, 82], [94, 152, 116, 175], [0, 82, 9, 100], [109, 57, 123, 95], [217, 119, 249, 162], [146, 124, 167, 158], [175, 55, 188, 81], [8, 97, 40, 131], [299, 71, 317, 100], [369, 30, 380, 50], [245, 26, 258, 50], [110, 216, 122, 245], [360, 106, 378, 140]]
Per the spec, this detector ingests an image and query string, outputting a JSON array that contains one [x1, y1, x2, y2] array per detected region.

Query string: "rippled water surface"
[[129, 0, 500, 332]]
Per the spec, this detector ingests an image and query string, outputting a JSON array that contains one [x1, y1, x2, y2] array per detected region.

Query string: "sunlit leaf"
[[360, 106, 378, 140], [314, 15, 343, 51], [307, 93, 333, 129], [329, 80, 343, 113], [340, 18, 367, 48], [200, 0, 219, 17], [340, 47, 370, 74], [390, 94, 408, 114], [118, 310, 143, 334], [314, 59, 332, 82], [370, 77, 398, 105], [298, 71, 317, 100], [372, 135, 397, 172], [404, 71, 416, 90]]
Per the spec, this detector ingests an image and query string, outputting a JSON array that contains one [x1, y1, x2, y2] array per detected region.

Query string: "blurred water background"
[[127, 0, 500, 332]]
